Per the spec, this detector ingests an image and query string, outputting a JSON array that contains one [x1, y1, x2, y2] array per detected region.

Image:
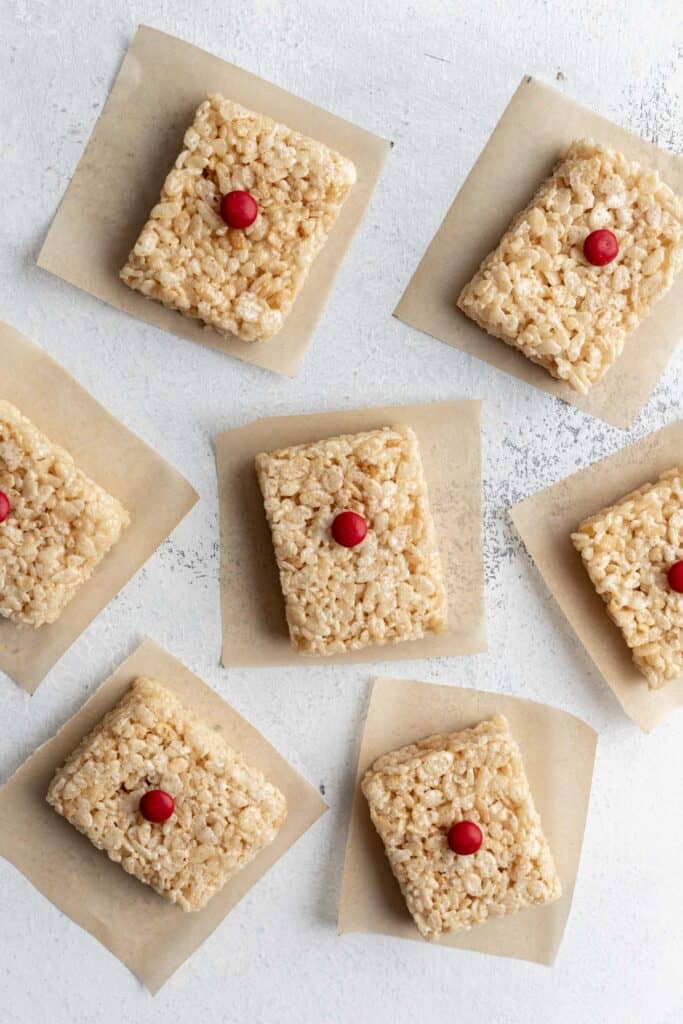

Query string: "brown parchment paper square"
[[511, 421, 683, 733], [36, 25, 390, 378], [394, 76, 683, 429], [216, 401, 485, 668], [0, 637, 327, 993], [0, 322, 198, 693], [339, 676, 597, 965]]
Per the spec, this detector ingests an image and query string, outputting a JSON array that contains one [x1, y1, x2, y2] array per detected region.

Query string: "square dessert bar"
[[361, 715, 561, 941], [255, 425, 448, 655], [47, 677, 287, 911], [121, 94, 357, 342], [0, 400, 129, 627], [458, 139, 683, 393], [572, 467, 683, 689]]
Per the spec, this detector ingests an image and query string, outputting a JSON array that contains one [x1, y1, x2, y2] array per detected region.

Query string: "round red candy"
[[139, 789, 175, 823], [448, 820, 483, 856], [583, 229, 619, 266], [667, 561, 683, 594], [331, 510, 367, 548], [0, 491, 10, 524], [220, 190, 258, 229]]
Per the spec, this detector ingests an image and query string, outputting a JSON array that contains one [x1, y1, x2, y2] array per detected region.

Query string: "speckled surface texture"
[[1, 2, 681, 1022]]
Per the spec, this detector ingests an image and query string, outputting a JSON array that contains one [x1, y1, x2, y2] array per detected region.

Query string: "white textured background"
[[1, 2, 682, 1022]]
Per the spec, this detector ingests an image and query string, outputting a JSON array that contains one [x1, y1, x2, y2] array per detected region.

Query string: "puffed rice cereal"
[[458, 139, 683, 393], [361, 715, 561, 940], [120, 94, 357, 342], [255, 425, 448, 655], [572, 467, 683, 689], [47, 677, 287, 911], [0, 400, 129, 627]]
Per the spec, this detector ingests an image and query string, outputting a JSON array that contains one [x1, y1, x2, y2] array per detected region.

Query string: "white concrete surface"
[[1, 2, 682, 1022]]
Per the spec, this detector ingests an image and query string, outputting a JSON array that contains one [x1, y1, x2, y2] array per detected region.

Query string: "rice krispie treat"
[[361, 715, 561, 940], [572, 467, 683, 689], [0, 400, 129, 627], [47, 677, 287, 911], [255, 425, 448, 655], [121, 94, 356, 342], [458, 139, 683, 393]]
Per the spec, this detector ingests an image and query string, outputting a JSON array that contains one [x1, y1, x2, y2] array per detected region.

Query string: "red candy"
[[331, 510, 368, 548], [139, 789, 175, 823], [220, 190, 258, 229], [583, 229, 619, 266], [0, 491, 10, 524], [667, 561, 683, 594], [448, 820, 483, 856]]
